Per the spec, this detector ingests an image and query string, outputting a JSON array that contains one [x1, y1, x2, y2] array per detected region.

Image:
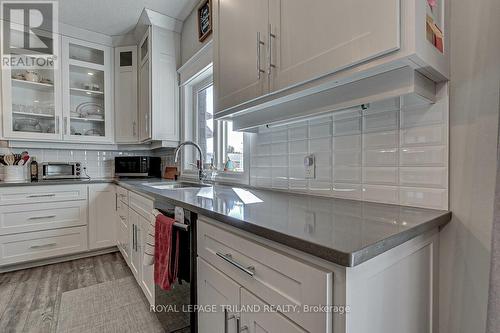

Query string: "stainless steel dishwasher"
[[153, 201, 197, 333]]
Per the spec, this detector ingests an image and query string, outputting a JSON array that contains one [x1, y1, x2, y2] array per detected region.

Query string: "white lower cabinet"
[[138, 212, 155, 305], [128, 207, 141, 279], [197, 257, 240, 333], [88, 184, 117, 249], [116, 199, 130, 264], [240, 288, 307, 333], [0, 226, 88, 266], [115, 185, 155, 307]]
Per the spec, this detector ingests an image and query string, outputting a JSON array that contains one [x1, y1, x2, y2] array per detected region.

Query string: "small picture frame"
[[197, 0, 212, 42]]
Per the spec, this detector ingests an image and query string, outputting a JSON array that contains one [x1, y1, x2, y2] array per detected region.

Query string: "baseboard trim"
[[0, 247, 119, 273]]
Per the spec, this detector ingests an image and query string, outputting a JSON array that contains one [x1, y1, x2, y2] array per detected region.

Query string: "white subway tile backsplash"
[[333, 117, 361, 136], [332, 183, 362, 200], [362, 185, 399, 204], [272, 167, 288, 179], [271, 142, 288, 155], [256, 144, 272, 156], [288, 125, 308, 141], [310, 137, 332, 152], [308, 181, 332, 195], [332, 134, 361, 151], [289, 154, 305, 167], [315, 152, 332, 167], [254, 167, 272, 178], [363, 110, 398, 132], [271, 155, 288, 167], [399, 187, 448, 210], [315, 167, 332, 182], [333, 167, 361, 183], [332, 109, 361, 121], [271, 130, 288, 143], [401, 102, 446, 128], [399, 167, 448, 188], [363, 131, 398, 149], [363, 167, 398, 185], [309, 122, 332, 138], [289, 167, 306, 179], [400, 146, 447, 166], [289, 179, 308, 191], [363, 148, 398, 166], [289, 140, 308, 154], [400, 125, 446, 146], [333, 150, 362, 166], [250, 96, 449, 210]]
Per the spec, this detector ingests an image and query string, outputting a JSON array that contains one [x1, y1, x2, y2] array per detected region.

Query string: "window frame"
[[179, 63, 250, 185]]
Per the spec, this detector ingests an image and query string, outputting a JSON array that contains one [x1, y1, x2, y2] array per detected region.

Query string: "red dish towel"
[[154, 214, 179, 291]]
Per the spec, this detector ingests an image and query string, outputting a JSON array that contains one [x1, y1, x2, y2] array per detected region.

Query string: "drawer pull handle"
[[236, 316, 248, 333], [30, 242, 57, 249], [28, 215, 56, 220], [224, 308, 235, 333], [216, 252, 255, 277], [28, 194, 56, 198]]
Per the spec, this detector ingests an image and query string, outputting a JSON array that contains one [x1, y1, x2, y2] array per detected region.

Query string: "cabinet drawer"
[[117, 186, 129, 204], [129, 191, 153, 220], [0, 201, 88, 235], [0, 226, 88, 266], [0, 185, 87, 205], [197, 217, 332, 333]]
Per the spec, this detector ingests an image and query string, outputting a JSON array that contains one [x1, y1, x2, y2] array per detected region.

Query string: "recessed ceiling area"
[[58, 0, 199, 36]]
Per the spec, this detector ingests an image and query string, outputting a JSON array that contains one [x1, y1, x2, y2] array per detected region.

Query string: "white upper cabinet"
[[1, 33, 63, 141], [62, 37, 114, 143], [214, 0, 449, 121], [214, 0, 269, 112], [268, 0, 400, 92], [137, 26, 180, 145], [115, 46, 138, 143]]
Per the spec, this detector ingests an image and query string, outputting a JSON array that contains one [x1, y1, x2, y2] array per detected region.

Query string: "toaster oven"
[[39, 162, 82, 180]]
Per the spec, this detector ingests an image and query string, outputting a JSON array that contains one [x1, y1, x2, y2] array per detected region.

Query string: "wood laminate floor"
[[0, 252, 133, 333]]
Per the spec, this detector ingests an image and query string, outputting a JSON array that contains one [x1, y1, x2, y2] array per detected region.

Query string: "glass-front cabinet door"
[[62, 37, 113, 143], [1, 32, 63, 140]]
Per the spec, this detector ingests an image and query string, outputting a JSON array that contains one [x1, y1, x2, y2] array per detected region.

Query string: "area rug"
[[56, 277, 163, 333]]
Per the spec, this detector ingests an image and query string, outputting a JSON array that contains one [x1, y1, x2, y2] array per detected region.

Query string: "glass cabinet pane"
[[68, 65, 105, 137], [69, 43, 104, 65], [10, 66, 56, 134]]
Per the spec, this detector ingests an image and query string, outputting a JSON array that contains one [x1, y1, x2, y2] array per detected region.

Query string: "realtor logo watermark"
[[1, 1, 58, 69]]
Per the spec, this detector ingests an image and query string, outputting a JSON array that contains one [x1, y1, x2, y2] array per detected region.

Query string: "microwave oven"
[[114, 156, 161, 178]]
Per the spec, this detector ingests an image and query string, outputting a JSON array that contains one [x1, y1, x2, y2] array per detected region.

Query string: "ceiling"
[[58, 0, 199, 36]]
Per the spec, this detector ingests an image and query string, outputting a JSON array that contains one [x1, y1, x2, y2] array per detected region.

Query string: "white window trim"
[[178, 42, 250, 185]]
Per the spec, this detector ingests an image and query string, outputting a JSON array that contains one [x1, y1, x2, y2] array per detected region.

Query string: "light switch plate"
[[304, 154, 315, 179]]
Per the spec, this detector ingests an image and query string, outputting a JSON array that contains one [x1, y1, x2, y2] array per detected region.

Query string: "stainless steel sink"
[[142, 182, 210, 190]]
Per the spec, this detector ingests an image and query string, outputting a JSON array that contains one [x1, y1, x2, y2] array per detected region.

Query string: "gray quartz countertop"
[[0, 177, 451, 267], [116, 178, 451, 267], [0, 178, 114, 187]]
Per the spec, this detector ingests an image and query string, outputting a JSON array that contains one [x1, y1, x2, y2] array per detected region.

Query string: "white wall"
[[180, 2, 212, 66], [439, 0, 500, 332]]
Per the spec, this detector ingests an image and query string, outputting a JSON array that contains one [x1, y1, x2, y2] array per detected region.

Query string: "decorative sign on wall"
[[198, 0, 212, 42]]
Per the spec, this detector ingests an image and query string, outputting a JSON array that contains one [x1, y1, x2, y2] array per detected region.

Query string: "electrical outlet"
[[304, 154, 315, 179]]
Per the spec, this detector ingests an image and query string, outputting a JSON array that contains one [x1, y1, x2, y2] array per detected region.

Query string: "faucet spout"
[[174, 141, 205, 180]]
